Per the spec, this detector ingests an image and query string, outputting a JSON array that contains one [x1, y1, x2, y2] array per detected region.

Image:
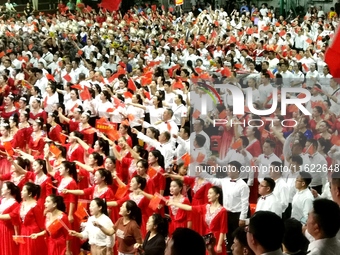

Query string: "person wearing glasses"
[[255, 177, 282, 217], [291, 171, 314, 224]]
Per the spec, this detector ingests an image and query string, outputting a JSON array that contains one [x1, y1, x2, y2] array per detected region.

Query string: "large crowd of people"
[[0, 1, 339, 255]]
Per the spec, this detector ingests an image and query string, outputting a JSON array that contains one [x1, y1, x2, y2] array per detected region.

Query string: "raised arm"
[[167, 201, 192, 211]]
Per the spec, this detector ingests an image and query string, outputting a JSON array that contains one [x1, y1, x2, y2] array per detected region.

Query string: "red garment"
[[29, 110, 47, 123], [0, 200, 20, 255], [149, 167, 166, 195], [118, 193, 151, 237], [13, 129, 26, 150], [77, 168, 90, 200], [69, 119, 80, 133], [0, 108, 18, 119], [0, 173, 31, 191], [26, 172, 53, 209], [79, 126, 95, 146], [28, 133, 46, 157], [19, 203, 47, 255], [184, 177, 212, 235], [193, 204, 228, 255], [66, 144, 85, 163], [48, 125, 63, 143], [83, 185, 115, 200], [246, 139, 262, 157], [46, 213, 71, 255], [0, 139, 15, 176], [115, 148, 131, 183], [166, 196, 192, 236]]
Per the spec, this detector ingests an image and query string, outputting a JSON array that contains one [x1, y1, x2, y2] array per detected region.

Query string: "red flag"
[[172, 81, 184, 89], [221, 68, 231, 77], [127, 78, 137, 91], [49, 144, 61, 157], [75, 202, 88, 220], [231, 139, 242, 150], [83, 127, 97, 134], [113, 97, 125, 108], [63, 74, 71, 82], [279, 30, 286, 37], [77, 50, 83, 56], [47, 219, 63, 235], [149, 195, 161, 211], [80, 86, 91, 100], [46, 73, 55, 81], [99, 0, 121, 11], [181, 153, 191, 166], [70, 103, 79, 113], [13, 236, 26, 244], [59, 133, 67, 145], [106, 129, 121, 141], [106, 108, 114, 113], [192, 109, 201, 119], [143, 90, 151, 100], [71, 84, 82, 90], [115, 185, 128, 199], [124, 91, 133, 98], [4, 142, 14, 156]]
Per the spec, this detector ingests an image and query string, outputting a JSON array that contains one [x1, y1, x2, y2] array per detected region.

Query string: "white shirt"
[[146, 106, 164, 125], [81, 214, 114, 247], [189, 130, 210, 155], [137, 132, 175, 169], [125, 105, 145, 127], [308, 152, 328, 187], [175, 137, 190, 163], [257, 153, 282, 182], [35, 77, 48, 95], [291, 188, 314, 224], [200, 173, 250, 220], [273, 178, 289, 213], [171, 104, 187, 126], [256, 193, 282, 217], [258, 83, 274, 105], [308, 237, 340, 255], [216, 149, 254, 185]]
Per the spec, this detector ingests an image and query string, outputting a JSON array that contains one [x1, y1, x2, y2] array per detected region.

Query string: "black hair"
[[48, 194, 66, 212], [96, 168, 113, 185], [210, 186, 223, 205], [151, 213, 169, 237], [248, 211, 284, 251], [299, 171, 312, 187], [62, 161, 78, 182], [232, 227, 254, 254], [283, 218, 308, 253], [263, 177, 276, 192], [228, 161, 242, 172], [133, 175, 147, 190], [291, 155, 303, 166], [171, 228, 206, 255], [34, 159, 48, 175], [93, 197, 109, 216], [125, 200, 142, 226], [313, 199, 340, 238], [91, 152, 104, 167], [24, 182, 41, 199], [4, 181, 21, 202]]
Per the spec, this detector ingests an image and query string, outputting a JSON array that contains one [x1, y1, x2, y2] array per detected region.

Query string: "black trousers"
[[226, 211, 241, 252]]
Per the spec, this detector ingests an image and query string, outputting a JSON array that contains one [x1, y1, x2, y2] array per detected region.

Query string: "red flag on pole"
[[100, 0, 122, 11]]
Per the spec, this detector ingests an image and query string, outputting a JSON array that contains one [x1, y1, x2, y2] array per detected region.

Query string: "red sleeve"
[[9, 203, 20, 226], [158, 168, 166, 192], [183, 176, 195, 187], [183, 197, 192, 222], [67, 181, 78, 204], [117, 194, 130, 207], [46, 177, 53, 197], [192, 204, 207, 215], [103, 188, 115, 201], [0, 173, 11, 181], [33, 205, 45, 231], [83, 186, 95, 197], [219, 208, 228, 234], [69, 120, 80, 132]]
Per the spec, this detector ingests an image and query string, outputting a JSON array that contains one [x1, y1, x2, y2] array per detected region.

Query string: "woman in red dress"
[[9, 114, 28, 151], [165, 179, 192, 236], [31, 195, 72, 255], [29, 98, 47, 123], [0, 157, 31, 191], [66, 131, 85, 163], [118, 124, 133, 147], [168, 186, 228, 255], [58, 106, 83, 133], [165, 173, 212, 235], [217, 105, 235, 159], [114, 136, 132, 184], [63, 168, 114, 208], [19, 182, 47, 255], [148, 150, 166, 196], [54, 161, 79, 255], [1, 94, 18, 119], [0, 181, 21, 255], [28, 117, 46, 157], [47, 111, 63, 143], [107, 175, 151, 237], [18, 110, 33, 151], [135, 159, 155, 194], [11, 158, 53, 209], [0, 120, 16, 175]]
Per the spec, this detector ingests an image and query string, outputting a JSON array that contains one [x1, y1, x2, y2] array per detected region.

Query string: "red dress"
[[55, 175, 79, 255], [0, 107, 18, 119], [66, 143, 85, 163], [19, 203, 47, 255], [83, 185, 114, 200], [13, 128, 27, 150], [0, 172, 31, 191], [29, 110, 47, 123], [77, 168, 90, 200], [115, 148, 131, 183], [48, 125, 63, 143], [118, 193, 151, 237], [167, 196, 192, 236], [246, 139, 262, 204], [149, 167, 166, 195], [193, 204, 228, 255], [46, 213, 71, 255], [28, 173, 53, 209], [79, 125, 95, 146], [28, 132, 46, 157], [0, 138, 16, 176], [0, 198, 20, 255], [184, 177, 212, 235]]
